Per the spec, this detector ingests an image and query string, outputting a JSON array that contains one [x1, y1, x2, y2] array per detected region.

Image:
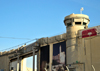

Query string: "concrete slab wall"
[[0, 55, 9, 71], [77, 36, 100, 71], [90, 36, 100, 71]]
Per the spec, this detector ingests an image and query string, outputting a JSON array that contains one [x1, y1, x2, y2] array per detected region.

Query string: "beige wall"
[[76, 36, 100, 71], [85, 36, 100, 71], [66, 35, 100, 71], [0, 55, 9, 71], [0, 55, 27, 71], [21, 58, 26, 71]]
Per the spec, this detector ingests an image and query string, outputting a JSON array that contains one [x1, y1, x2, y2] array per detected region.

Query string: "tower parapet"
[[64, 13, 90, 29]]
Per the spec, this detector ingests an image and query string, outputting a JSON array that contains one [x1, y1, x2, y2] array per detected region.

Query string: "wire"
[[0, 38, 38, 52], [0, 36, 32, 40]]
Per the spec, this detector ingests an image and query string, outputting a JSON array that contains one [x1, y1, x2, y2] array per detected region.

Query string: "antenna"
[[80, 7, 84, 14]]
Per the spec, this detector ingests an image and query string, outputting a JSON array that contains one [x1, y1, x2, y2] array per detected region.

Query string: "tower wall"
[[64, 13, 90, 71], [67, 25, 84, 64]]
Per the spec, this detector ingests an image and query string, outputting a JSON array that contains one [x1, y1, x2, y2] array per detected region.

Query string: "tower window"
[[83, 22, 87, 25], [67, 23, 72, 27], [84, 27, 86, 29], [75, 22, 81, 25]]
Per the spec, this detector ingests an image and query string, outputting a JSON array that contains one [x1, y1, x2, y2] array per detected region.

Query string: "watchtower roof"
[[64, 13, 89, 19]]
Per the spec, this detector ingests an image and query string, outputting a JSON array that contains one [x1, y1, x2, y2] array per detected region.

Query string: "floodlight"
[[80, 7, 84, 14]]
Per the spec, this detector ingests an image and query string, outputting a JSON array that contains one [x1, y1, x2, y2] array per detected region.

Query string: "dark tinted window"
[[84, 27, 86, 29], [75, 22, 81, 25], [11, 67, 14, 70], [67, 23, 72, 27], [83, 22, 87, 25]]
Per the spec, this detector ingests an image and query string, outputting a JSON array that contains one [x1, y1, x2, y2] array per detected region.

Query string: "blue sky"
[[0, 0, 100, 69]]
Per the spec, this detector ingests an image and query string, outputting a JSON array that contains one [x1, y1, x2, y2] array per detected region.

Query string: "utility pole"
[[33, 47, 35, 71]]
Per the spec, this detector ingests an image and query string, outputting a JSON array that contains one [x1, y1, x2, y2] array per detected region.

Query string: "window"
[[67, 23, 72, 27], [75, 22, 81, 25], [83, 22, 87, 25], [84, 27, 86, 29]]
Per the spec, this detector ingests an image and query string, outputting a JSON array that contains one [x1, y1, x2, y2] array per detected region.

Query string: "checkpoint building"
[[0, 13, 100, 71]]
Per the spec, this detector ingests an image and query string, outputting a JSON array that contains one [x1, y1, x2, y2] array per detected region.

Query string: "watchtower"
[[64, 13, 90, 64]]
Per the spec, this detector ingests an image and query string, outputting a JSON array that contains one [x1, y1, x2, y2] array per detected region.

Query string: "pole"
[[44, 68, 47, 71], [33, 47, 35, 71], [92, 65, 95, 71], [17, 55, 19, 71], [66, 66, 69, 71]]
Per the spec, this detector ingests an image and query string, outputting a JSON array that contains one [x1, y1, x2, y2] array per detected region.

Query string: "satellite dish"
[[80, 7, 84, 14]]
